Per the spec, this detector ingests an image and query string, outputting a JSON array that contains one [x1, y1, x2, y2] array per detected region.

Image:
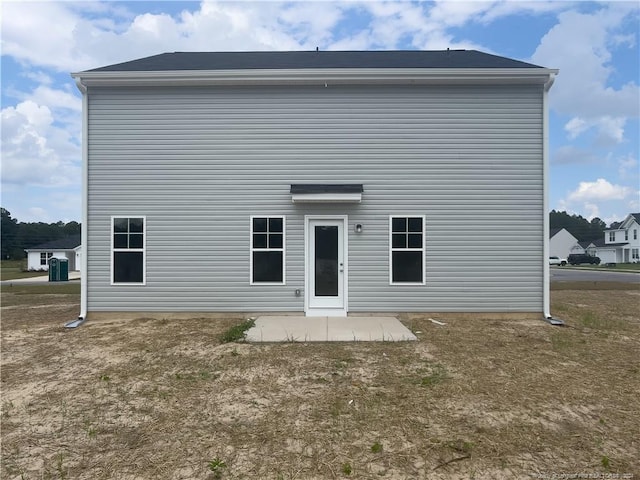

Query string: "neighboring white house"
[[71, 50, 557, 318], [549, 228, 579, 260], [593, 213, 640, 263], [25, 235, 82, 271]]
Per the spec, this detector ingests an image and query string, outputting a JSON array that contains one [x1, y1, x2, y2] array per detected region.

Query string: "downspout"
[[65, 77, 89, 328], [542, 72, 563, 326]]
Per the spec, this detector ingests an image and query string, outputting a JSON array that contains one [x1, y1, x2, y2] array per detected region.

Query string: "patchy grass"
[[565, 263, 640, 272], [220, 318, 255, 343], [0, 259, 47, 281], [1, 282, 639, 479]]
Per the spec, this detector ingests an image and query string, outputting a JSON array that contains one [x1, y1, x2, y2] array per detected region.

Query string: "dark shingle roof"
[[28, 235, 81, 251], [550, 228, 562, 238], [290, 184, 363, 194], [87, 50, 544, 73], [632, 213, 640, 223]]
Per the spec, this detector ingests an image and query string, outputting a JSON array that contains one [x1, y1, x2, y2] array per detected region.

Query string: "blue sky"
[[2, 1, 639, 225]]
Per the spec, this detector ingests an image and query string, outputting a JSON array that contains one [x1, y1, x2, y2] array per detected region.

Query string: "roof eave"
[[72, 68, 558, 88]]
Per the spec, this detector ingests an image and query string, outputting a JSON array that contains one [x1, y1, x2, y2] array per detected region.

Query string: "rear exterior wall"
[[86, 83, 544, 313]]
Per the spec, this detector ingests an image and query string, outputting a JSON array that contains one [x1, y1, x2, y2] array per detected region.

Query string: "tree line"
[[549, 210, 607, 242], [1, 208, 81, 260], [0, 207, 611, 261]]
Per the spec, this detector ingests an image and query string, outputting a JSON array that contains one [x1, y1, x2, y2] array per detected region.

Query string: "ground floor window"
[[251, 216, 285, 284], [111, 217, 145, 284], [390, 216, 425, 284], [632, 248, 639, 261], [40, 252, 53, 266]]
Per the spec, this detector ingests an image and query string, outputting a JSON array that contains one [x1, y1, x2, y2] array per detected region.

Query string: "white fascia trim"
[[292, 193, 362, 203], [71, 68, 559, 87]]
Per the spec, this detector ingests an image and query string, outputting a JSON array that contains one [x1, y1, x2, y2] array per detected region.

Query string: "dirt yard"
[[1, 282, 638, 479]]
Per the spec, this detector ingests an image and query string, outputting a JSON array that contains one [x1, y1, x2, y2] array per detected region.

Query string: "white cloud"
[[16, 85, 82, 113], [1, 101, 80, 187], [1, 0, 637, 226], [617, 153, 639, 178], [584, 203, 600, 221], [531, 5, 639, 139], [1, 2, 93, 71], [564, 117, 589, 140], [564, 116, 627, 145], [22, 71, 53, 85], [567, 178, 632, 202]]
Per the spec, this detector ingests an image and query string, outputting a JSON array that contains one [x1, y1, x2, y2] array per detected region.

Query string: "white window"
[[625, 230, 629, 241], [111, 217, 145, 284], [40, 252, 53, 266], [250, 216, 285, 284], [609, 231, 615, 242], [632, 249, 639, 260], [634, 229, 638, 240], [390, 216, 425, 284]]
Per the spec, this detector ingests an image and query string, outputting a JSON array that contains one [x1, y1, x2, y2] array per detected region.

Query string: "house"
[[593, 213, 640, 263], [577, 240, 593, 255], [71, 50, 558, 319], [549, 228, 579, 260], [25, 234, 81, 271]]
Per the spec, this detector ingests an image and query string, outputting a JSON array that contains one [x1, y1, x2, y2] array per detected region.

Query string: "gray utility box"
[[49, 257, 69, 282]]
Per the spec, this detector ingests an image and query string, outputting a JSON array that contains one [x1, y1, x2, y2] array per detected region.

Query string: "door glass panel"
[[315, 226, 338, 296]]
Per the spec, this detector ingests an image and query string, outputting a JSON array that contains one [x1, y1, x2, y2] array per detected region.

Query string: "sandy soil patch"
[[1, 283, 639, 479]]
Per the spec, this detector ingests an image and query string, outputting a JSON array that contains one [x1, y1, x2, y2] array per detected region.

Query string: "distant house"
[[593, 213, 640, 263], [549, 228, 579, 260], [71, 50, 558, 319], [25, 235, 81, 272], [576, 240, 593, 255]]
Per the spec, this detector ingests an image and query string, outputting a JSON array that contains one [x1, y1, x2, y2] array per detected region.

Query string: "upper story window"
[[251, 216, 285, 284], [112, 217, 145, 284], [609, 231, 615, 242], [40, 252, 53, 266], [634, 229, 638, 240], [625, 230, 629, 241], [390, 216, 425, 284]]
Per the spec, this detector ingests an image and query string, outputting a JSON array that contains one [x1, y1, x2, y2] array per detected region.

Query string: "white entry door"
[[306, 217, 347, 316]]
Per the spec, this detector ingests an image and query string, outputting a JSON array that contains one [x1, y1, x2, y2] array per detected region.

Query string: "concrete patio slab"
[[245, 315, 417, 342]]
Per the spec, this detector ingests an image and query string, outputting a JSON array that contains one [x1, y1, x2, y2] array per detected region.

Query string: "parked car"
[[549, 256, 567, 266], [567, 253, 601, 265]]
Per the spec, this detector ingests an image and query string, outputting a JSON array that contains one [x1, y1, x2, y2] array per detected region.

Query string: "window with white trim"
[[632, 248, 639, 261], [112, 217, 145, 284], [625, 230, 629, 241], [40, 252, 53, 266], [609, 232, 615, 242], [634, 229, 638, 240], [390, 216, 425, 284], [251, 216, 285, 284]]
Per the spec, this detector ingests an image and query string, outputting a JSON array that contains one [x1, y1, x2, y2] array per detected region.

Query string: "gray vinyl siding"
[[86, 84, 544, 313]]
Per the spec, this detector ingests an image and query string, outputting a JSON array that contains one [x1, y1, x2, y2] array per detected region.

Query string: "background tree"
[[1, 208, 20, 259], [0, 208, 81, 260], [549, 210, 607, 242]]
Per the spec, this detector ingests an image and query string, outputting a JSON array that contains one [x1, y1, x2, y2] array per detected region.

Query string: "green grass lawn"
[[0, 260, 49, 281], [566, 263, 640, 272]]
